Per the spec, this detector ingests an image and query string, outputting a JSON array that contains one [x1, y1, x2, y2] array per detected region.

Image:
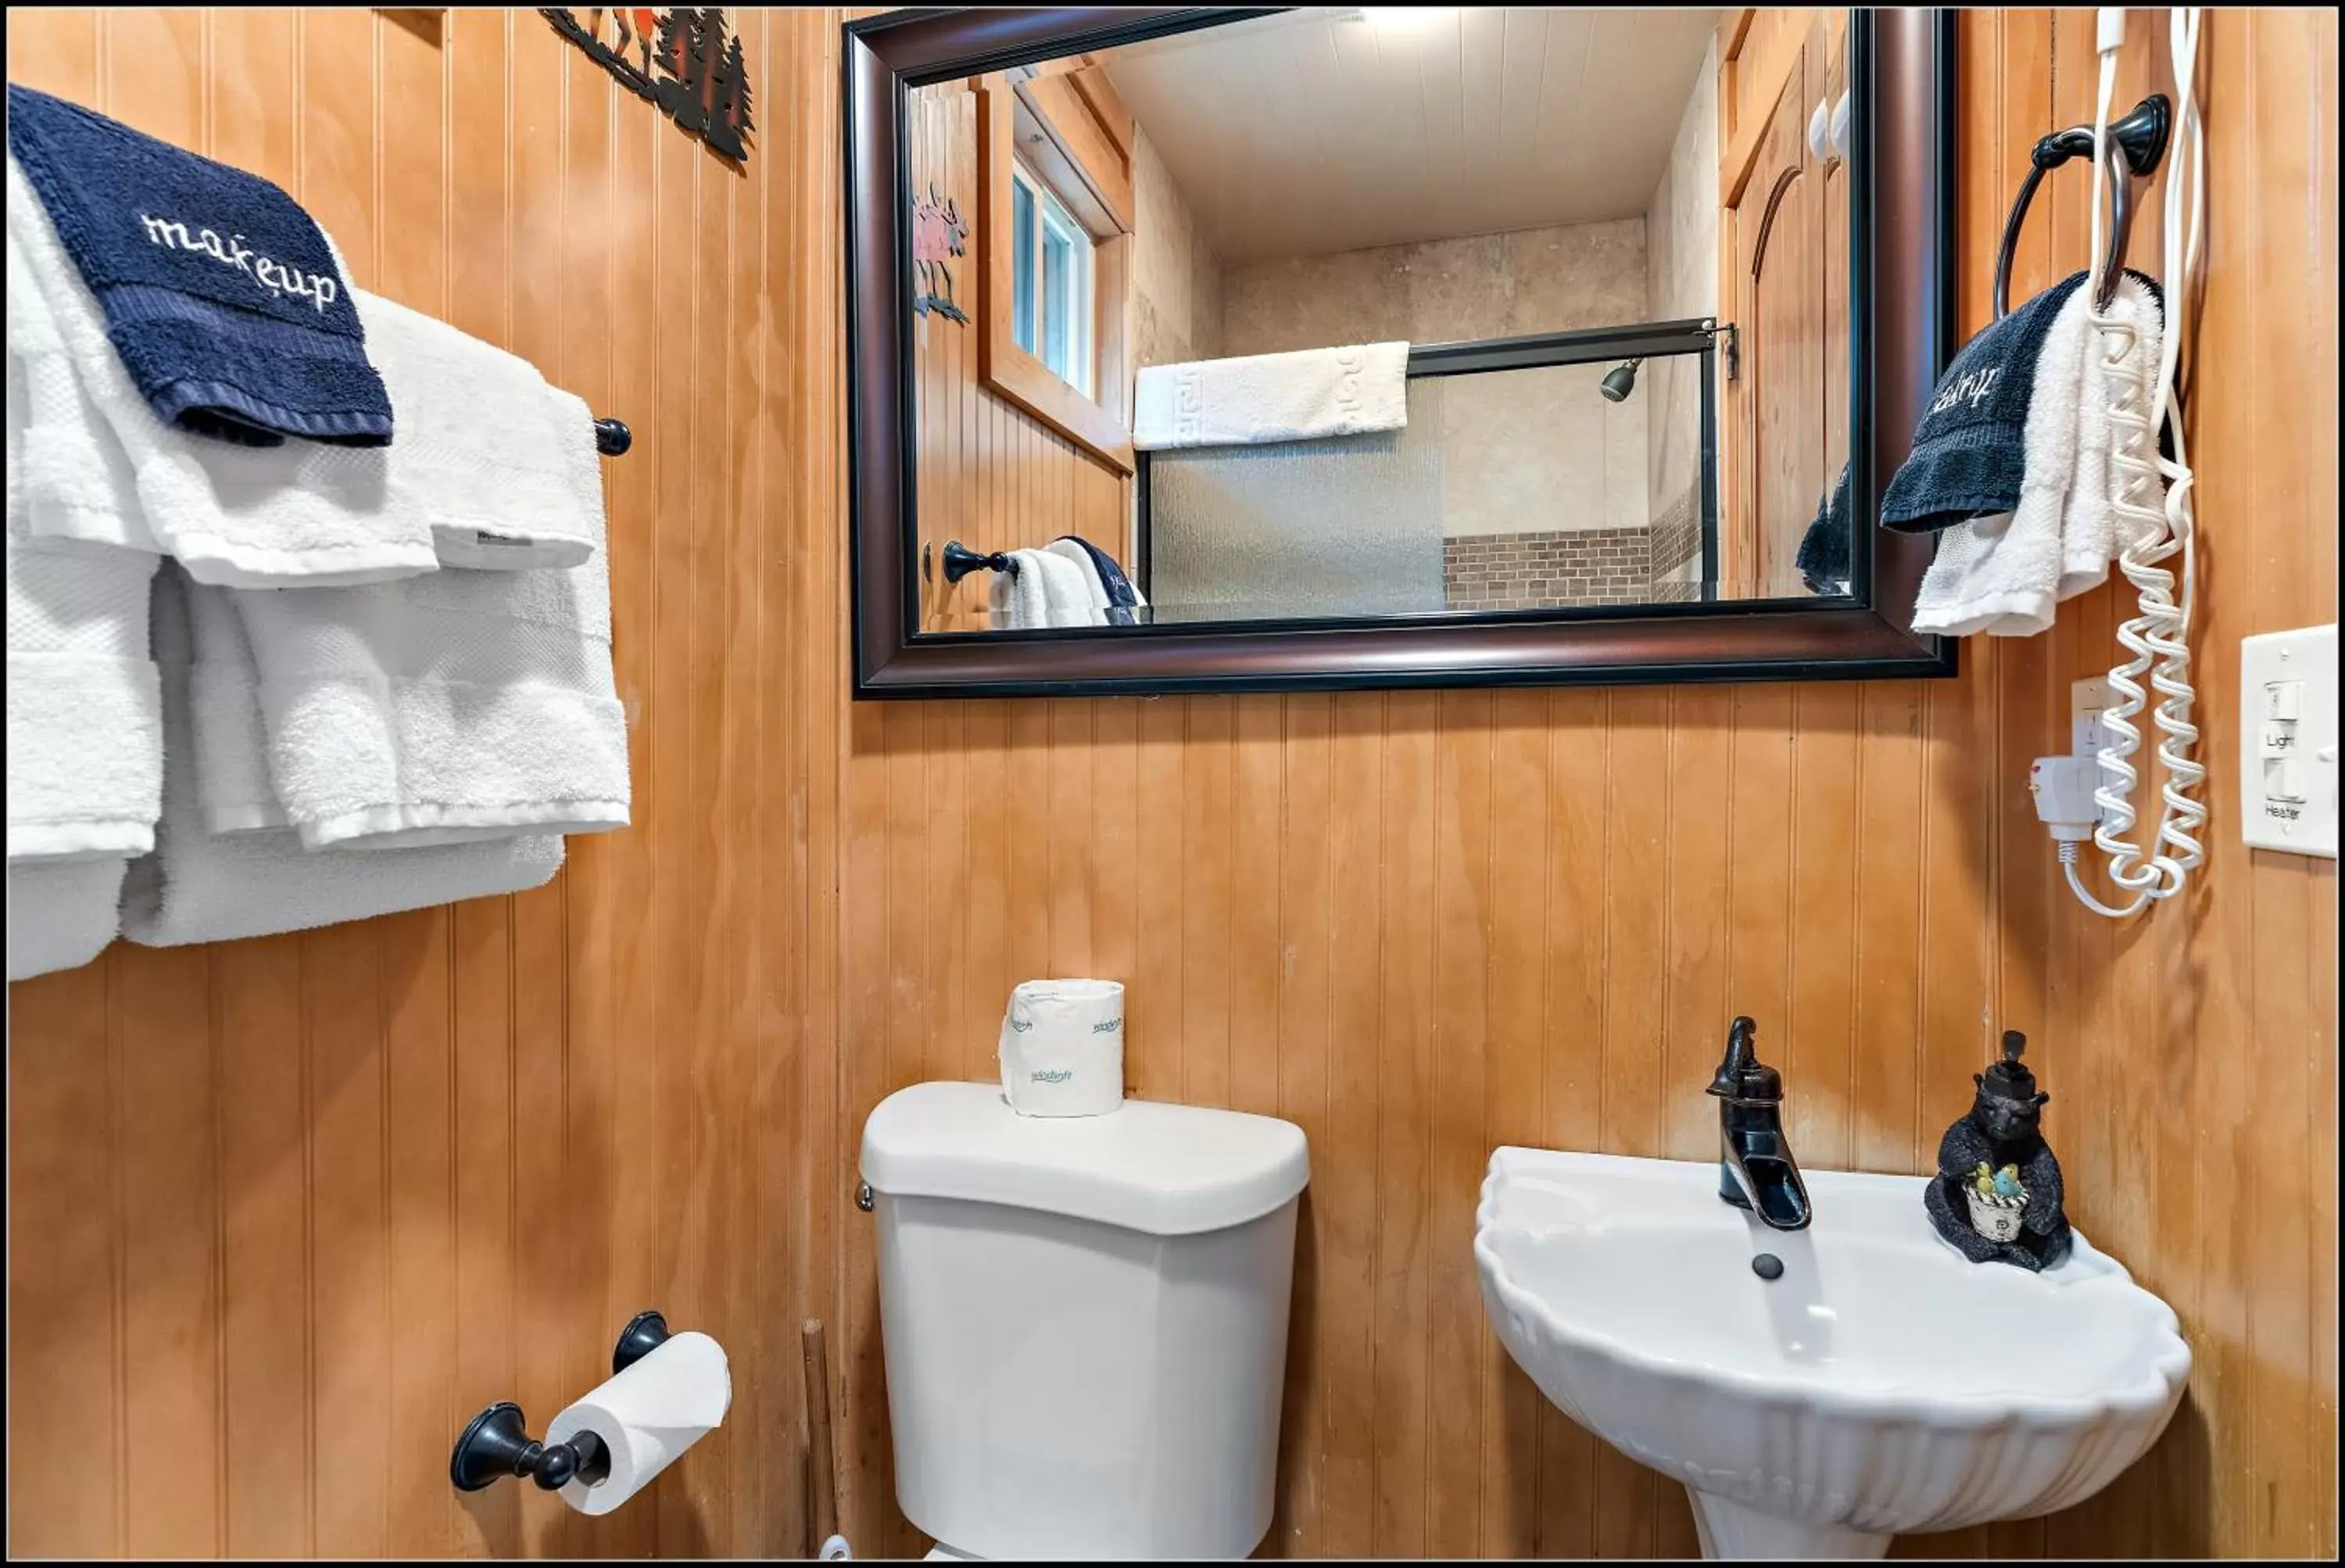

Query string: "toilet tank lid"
[[860, 1082, 1309, 1237]]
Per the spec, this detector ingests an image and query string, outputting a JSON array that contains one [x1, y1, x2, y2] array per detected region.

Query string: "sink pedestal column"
[[1687, 1489, 1891, 1559]]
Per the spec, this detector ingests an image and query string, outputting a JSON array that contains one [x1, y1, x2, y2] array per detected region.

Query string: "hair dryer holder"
[[449, 1310, 674, 1494]]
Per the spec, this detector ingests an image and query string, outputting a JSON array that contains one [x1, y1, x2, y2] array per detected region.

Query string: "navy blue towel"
[[1879, 270, 2089, 534], [7, 83, 392, 448], [1057, 535, 1141, 626], [1796, 462, 1852, 594]]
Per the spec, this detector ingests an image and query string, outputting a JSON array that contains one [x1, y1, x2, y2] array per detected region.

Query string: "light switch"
[[2241, 624, 2338, 858]]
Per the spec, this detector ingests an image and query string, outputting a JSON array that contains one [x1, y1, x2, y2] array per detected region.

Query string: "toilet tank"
[[860, 1082, 1309, 1561]]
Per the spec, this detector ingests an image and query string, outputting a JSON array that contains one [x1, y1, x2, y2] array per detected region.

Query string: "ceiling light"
[[1332, 6, 1452, 33], [1363, 8, 1452, 33]]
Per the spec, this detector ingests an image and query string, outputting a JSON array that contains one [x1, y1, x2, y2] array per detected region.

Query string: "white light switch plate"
[[2239, 624, 2337, 857]]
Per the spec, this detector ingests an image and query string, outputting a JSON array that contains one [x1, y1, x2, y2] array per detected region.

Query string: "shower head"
[[1599, 359, 1644, 403]]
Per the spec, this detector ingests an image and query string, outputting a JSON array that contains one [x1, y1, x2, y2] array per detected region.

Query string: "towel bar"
[[1992, 94, 2170, 320], [593, 417, 632, 456], [940, 540, 1017, 583]]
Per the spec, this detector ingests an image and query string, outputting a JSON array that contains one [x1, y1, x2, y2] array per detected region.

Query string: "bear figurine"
[[1924, 1030, 2072, 1270]]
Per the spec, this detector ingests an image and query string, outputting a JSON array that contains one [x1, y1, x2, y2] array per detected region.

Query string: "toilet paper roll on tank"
[[546, 1329, 732, 1516], [997, 978, 1125, 1116]]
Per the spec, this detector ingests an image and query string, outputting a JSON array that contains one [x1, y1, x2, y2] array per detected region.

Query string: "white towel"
[[357, 288, 600, 571], [185, 575, 290, 835], [231, 388, 629, 849], [1024, 546, 1097, 628], [987, 549, 1049, 630], [1132, 341, 1409, 451], [7, 156, 439, 586], [6, 338, 163, 865], [121, 565, 566, 947], [7, 857, 125, 979], [1910, 287, 2091, 637], [1913, 277, 2164, 637], [1044, 539, 1112, 619], [6, 226, 158, 552]]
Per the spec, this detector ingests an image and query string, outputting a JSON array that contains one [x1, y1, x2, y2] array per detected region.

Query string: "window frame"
[[1008, 156, 1097, 398], [973, 72, 1133, 474]]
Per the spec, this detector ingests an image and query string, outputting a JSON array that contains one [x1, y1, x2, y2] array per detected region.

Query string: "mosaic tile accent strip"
[[1650, 488, 1703, 581], [1443, 528, 1654, 611]]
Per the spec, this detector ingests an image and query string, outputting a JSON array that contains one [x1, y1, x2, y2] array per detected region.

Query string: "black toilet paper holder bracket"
[[449, 1309, 674, 1494]]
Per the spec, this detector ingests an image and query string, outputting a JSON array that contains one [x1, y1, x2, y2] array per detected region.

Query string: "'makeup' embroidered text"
[[138, 215, 339, 313]]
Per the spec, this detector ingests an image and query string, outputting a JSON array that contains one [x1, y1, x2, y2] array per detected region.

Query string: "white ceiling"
[[1102, 7, 1720, 262]]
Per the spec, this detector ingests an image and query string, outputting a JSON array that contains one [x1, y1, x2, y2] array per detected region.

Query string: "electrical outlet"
[[2071, 677, 2114, 757]]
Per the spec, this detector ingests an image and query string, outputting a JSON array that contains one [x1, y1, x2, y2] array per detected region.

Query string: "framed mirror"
[[847, 6, 1958, 697]]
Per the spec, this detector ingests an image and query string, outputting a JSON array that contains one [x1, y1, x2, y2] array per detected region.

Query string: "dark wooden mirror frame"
[[847, 6, 1959, 700]]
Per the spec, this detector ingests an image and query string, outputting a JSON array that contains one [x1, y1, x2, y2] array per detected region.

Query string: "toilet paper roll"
[[542, 1330, 732, 1516], [997, 978, 1125, 1117]]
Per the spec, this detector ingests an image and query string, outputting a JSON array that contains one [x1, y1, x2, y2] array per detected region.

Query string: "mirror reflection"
[[907, 7, 1855, 633]]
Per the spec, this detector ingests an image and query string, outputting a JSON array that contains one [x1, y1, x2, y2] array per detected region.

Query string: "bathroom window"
[[1009, 160, 1094, 398], [972, 72, 1133, 472]]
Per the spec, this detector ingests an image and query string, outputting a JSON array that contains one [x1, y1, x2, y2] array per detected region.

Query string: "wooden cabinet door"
[[1728, 41, 1826, 599]]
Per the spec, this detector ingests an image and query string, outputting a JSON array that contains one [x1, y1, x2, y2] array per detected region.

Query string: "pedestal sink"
[[1474, 1148, 2189, 1559]]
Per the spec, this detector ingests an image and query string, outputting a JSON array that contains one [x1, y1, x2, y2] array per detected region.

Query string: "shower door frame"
[[1131, 319, 1724, 614]]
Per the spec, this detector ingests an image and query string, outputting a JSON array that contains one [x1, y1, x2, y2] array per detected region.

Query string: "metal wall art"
[[911, 184, 970, 324], [542, 7, 756, 162]]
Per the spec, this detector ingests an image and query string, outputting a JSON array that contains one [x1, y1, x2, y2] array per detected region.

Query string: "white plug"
[[2097, 6, 2128, 53], [2030, 755, 2103, 842]]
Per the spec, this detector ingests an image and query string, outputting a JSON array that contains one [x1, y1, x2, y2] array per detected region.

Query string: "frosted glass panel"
[[1145, 380, 1448, 621]]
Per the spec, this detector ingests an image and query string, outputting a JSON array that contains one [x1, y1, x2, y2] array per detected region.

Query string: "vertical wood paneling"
[[5, 9, 2334, 1563], [908, 78, 1126, 631], [827, 9, 2337, 1562], [7, 7, 836, 1560]]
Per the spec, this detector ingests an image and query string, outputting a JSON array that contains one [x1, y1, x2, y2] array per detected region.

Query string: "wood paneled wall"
[[6, 8, 2335, 1562], [908, 79, 1125, 632], [5, 8, 844, 1557], [833, 9, 2338, 1559]]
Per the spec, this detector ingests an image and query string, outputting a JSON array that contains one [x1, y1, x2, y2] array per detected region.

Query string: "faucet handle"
[[1706, 1016, 1782, 1103]]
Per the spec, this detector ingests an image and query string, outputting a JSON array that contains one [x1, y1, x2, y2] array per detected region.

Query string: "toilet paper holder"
[[449, 1309, 675, 1494]]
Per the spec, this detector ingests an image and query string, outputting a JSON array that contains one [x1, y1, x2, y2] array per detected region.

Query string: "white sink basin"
[[1474, 1148, 2189, 1559]]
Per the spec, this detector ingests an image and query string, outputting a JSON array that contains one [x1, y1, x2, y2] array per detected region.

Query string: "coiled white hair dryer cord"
[[2067, 6, 2206, 919]]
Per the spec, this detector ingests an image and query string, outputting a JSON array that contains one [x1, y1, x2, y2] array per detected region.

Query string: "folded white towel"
[[987, 549, 1049, 630], [184, 574, 290, 835], [1133, 341, 1409, 451], [6, 338, 163, 865], [1911, 287, 2092, 637], [1044, 539, 1112, 619], [1913, 277, 2164, 638], [6, 227, 158, 552], [122, 567, 566, 947], [7, 857, 125, 979], [1024, 546, 1097, 628], [8, 156, 439, 587], [232, 388, 629, 849], [357, 288, 599, 571]]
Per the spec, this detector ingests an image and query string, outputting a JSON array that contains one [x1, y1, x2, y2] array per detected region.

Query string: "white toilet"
[[860, 1081, 1309, 1560]]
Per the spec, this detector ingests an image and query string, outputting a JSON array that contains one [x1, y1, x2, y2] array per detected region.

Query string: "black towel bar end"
[[940, 540, 1017, 583], [594, 417, 632, 457]]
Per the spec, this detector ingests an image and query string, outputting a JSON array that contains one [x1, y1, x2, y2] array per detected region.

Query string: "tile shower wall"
[[1442, 528, 1655, 611], [1644, 34, 1720, 593], [1130, 124, 1224, 378], [1219, 217, 1650, 356], [1223, 221, 1659, 600]]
